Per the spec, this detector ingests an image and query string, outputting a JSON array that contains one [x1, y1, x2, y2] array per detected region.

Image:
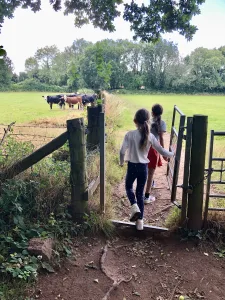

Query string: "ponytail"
[[134, 109, 150, 150], [140, 121, 150, 150], [156, 115, 161, 135], [151, 104, 163, 135]]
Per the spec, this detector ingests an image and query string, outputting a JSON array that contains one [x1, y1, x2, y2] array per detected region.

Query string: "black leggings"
[[125, 162, 148, 219]]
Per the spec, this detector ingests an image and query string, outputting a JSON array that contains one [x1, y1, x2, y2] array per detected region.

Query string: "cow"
[[63, 95, 83, 110], [42, 94, 64, 109], [82, 94, 98, 107], [42, 93, 79, 110]]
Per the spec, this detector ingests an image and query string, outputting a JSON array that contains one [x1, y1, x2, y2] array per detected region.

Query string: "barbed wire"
[[9, 133, 58, 138], [0, 123, 66, 129]]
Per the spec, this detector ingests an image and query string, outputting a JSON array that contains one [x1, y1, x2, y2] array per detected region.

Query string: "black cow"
[[82, 94, 97, 106], [42, 95, 64, 109], [42, 94, 78, 109]]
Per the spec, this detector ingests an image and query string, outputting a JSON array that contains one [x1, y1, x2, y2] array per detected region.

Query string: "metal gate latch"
[[176, 184, 193, 194]]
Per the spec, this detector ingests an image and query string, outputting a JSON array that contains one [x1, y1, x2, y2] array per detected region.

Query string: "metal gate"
[[166, 105, 186, 207], [204, 130, 225, 223]]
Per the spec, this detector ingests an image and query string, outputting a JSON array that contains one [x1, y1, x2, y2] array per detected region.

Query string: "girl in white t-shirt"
[[120, 108, 173, 230]]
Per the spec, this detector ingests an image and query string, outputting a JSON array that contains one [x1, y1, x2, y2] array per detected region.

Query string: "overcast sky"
[[1, 0, 225, 73]]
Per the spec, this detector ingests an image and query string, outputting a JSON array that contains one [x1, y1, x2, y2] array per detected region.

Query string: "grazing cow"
[[63, 95, 83, 110], [82, 94, 98, 106], [42, 94, 64, 109]]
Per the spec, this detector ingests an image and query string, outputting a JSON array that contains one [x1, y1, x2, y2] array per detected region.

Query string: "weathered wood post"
[[87, 105, 102, 149], [67, 118, 88, 222], [99, 111, 105, 214], [187, 115, 208, 230]]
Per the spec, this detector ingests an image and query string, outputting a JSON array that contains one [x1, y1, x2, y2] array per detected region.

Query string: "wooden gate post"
[[67, 118, 88, 223], [187, 115, 208, 230], [181, 117, 193, 224], [87, 105, 102, 149], [99, 111, 105, 214]]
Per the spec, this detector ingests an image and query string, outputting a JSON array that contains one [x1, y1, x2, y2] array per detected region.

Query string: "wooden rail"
[[0, 131, 68, 181]]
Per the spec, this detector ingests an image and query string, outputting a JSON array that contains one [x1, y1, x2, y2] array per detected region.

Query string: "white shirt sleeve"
[[120, 133, 129, 165], [161, 120, 166, 132], [149, 133, 174, 157]]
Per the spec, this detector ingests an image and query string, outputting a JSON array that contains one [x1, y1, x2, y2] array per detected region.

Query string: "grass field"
[[118, 94, 225, 132], [0, 92, 82, 124], [118, 93, 225, 201], [118, 93, 225, 156]]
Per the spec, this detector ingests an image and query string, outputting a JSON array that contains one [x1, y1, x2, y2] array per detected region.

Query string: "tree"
[[18, 72, 28, 82], [67, 62, 80, 92], [0, 56, 13, 88], [35, 45, 59, 69], [11, 73, 19, 83], [25, 57, 39, 79], [185, 47, 225, 91], [142, 39, 180, 90], [0, 1, 206, 46], [34, 45, 59, 84]]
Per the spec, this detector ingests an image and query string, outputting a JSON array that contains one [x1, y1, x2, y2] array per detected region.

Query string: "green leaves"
[[0, 46, 6, 58], [123, 0, 206, 42], [0, 1, 205, 45], [41, 261, 55, 273]]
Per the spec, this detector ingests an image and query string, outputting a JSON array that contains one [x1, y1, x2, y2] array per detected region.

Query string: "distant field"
[[0, 92, 82, 124], [118, 94, 225, 133], [119, 93, 225, 152], [118, 94, 225, 196]]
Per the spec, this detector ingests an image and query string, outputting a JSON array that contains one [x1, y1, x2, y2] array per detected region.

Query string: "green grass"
[[118, 93, 225, 157], [0, 92, 81, 124], [119, 93, 225, 210], [118, 94, 225, 132]]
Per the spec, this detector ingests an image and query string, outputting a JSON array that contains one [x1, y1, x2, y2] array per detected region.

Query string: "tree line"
[[1, 38, 225, 93]]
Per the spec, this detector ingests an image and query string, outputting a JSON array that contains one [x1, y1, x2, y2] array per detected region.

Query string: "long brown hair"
[[134, 109, 150, 150], [151, 104, 163, 135]]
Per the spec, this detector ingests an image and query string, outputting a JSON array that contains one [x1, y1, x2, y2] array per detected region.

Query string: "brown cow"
[[63, 95, 83, 110]]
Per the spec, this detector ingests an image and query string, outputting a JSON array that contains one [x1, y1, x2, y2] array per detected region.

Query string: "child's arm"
[[159, 120, 166, 148], [159, 121, 167, 161], [159, 131, 168, 161], [150, 133, 174, 158], [119, 133, 129, 166], [159, 131, 165, 148]]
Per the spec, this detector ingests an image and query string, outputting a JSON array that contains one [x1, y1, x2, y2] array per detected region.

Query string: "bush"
[[10, 79, 68, 92]]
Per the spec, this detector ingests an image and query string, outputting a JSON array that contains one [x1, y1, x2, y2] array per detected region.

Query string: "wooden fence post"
[[87, 105, 102, 149], [187, 115, 208, 230], [67, 118, 88, 222], [99, 111, 105, 214]]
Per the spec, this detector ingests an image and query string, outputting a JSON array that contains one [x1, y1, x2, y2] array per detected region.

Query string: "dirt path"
[[114, 133, 184, 227], [34, 235, 225, 300]]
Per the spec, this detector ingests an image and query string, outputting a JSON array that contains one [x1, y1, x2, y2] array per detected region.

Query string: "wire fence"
[[0, 122, 67, 150], [0, 122, 68, 173], [0, 121, 100, 185]]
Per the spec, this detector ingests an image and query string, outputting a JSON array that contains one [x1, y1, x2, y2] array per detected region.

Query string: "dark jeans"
[[125, 161, 148, 219]]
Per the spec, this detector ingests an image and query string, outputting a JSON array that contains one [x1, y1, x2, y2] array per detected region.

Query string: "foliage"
[[123, 0, 205, 42], [67, 62, 80, 92], [0, 0, 205, 48], [3, 37, 225, 93], [10, 79, 67, 92], [0, 55, 13, 88], [0, 136, 81, 285], [0, 46, 6, 58], [84, 212, 114, 238]]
